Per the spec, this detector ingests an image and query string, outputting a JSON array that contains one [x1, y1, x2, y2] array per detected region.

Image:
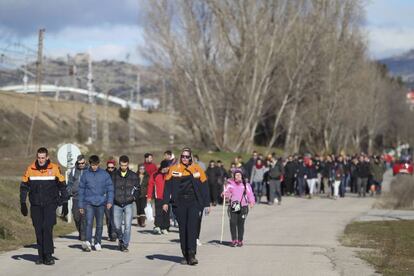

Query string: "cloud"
[[44, 24, 145, 63], [0, 0, 143, 36], [366, 25, 414, 59], [364, 0, 414, 58]]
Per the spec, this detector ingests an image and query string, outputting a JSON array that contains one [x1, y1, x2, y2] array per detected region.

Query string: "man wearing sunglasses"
[[67, 154, 88, 242], [162, 147, 210, 265], [105, 159, 117, 241]]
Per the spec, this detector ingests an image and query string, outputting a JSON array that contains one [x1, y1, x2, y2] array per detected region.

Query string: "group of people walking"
[[19, 147, 257, 266], [19, 146, 386, 266]]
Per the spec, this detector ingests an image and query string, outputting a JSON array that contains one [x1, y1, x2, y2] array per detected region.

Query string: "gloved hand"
[[20, 203, 28, 216]]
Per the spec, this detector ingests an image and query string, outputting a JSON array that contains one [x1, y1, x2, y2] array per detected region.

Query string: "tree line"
[[141, 0, 413, 154]]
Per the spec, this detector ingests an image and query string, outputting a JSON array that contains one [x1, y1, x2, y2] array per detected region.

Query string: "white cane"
[[220, 194, 226, 244]]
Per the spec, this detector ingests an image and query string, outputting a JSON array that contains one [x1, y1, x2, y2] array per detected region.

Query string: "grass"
[[0, 179, 75, 252], [342, 220, 414, 276]]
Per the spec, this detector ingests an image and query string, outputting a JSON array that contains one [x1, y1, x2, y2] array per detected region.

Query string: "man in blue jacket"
[[78, 155, 114, 252]]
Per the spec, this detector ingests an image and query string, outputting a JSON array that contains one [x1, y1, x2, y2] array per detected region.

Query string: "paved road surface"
[[0, 194, 378, 276]]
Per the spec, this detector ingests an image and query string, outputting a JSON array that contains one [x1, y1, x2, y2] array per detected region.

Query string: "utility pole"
[[162, 78, 167, 112], [26, 28, 45, 156], [129, 86, 135, 146], [54, 80, 60, 101], [102, 90, 109, 150], [87, 52, 98, 143], [136, 72, 141, 108]]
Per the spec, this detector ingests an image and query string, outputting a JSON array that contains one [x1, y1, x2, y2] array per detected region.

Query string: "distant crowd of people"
[[20, 147, 386, 266]]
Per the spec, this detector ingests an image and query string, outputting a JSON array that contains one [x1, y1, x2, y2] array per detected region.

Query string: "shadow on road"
[[23, 244, 37, 249], [101, 244, 119, 251], [146, 254, 182, 263], [11, 254, 38, 263], [169, 239, 180, 243], [207, 240, 232, 247], [59, 235, 79, 240], [68, 244, 83, 251], [137, 230, 156, 235], [11, 254, 59, 262]]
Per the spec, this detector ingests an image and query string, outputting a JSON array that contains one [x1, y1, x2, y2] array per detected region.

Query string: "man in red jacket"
[[144, 153, 158, 176], [147, 160, 170, 234]]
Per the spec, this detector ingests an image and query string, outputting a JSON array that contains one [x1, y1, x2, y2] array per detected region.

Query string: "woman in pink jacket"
[[223, 169, 255, 247]]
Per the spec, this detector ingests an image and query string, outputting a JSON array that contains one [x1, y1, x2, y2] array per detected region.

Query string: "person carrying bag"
[[222, 169, 255, 247]]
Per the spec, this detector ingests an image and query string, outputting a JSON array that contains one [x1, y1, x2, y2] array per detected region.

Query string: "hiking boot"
[[180, 257, 188, 265], [43, 254, 55, 265], [187, 252, 198, 265], [35, 257, 44, 265]]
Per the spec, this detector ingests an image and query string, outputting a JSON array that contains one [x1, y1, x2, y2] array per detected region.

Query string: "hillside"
[[380, 49, 414, 87], [0, 91, 190, 176], [0, 57, 161, 100]]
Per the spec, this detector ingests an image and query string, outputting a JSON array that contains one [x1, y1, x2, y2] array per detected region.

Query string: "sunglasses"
[[107, 166, 115, 170], [78, 162, 85, 165], [181, 155, 191, 159]]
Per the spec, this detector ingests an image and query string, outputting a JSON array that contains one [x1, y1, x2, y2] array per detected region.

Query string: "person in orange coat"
[[162, 147, 210, 265], [20, 147, 68, 265]]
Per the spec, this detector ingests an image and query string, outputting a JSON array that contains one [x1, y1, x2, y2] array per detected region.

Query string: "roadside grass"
[[0, 179, 75, 252], [341, 220, 414, 276]]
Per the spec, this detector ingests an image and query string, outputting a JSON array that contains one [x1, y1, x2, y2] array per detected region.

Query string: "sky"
[[0, 0, 414, 64]]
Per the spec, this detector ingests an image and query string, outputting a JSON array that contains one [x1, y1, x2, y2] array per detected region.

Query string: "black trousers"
[[228, 207, 246, 241], [72, 199, 86, 241], [104, 206, 116, 239], [173, 200, 202, 256], [155, 199, 170, 230], [135, 197, 146, 217], [285, 177, 295, 195], [209, 182, 218, 204], [30, 204, 57, 257]]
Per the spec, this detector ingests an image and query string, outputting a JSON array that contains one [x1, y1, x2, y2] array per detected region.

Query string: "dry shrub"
[[376, 175, 414, 210]]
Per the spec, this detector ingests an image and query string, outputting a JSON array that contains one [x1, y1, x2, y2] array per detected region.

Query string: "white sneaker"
[[153, 227, 161, 234], [161, 229, 169, 234], [94, 243, 102, 251], [82, 241, 91, 252], [197, 239, 202, 246], [274, 198, 278, 203]]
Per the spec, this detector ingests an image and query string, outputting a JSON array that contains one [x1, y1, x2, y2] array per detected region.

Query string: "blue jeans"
[[113, 204, 133, 247], [85, 204, 105, 245], [296, 177, 305, 196]]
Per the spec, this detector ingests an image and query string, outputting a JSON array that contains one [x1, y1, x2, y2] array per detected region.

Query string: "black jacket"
[[305, 164, 318, 179], [284, 161, 297, 178], [111, 169, 140, 207], [356, 162, 371, 178], [206, 167, 220, 186], [163, 175, 210, 208]]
